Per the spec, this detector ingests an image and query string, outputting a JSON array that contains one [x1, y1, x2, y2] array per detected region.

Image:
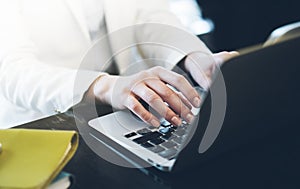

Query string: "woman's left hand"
[[184, 51, 239, 89]]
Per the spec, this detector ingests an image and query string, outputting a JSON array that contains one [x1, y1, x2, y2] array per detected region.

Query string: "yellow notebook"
[[0, 129, 78, 189]]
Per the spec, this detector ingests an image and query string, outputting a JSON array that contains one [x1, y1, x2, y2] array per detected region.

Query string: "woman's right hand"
[[87, 66, 201, 127]]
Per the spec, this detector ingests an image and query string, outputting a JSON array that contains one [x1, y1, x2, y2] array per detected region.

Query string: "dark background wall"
[[197, 0, 300, 52]]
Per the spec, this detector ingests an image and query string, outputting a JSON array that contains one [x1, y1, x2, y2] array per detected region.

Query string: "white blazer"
[[0, 0, 210, 128]]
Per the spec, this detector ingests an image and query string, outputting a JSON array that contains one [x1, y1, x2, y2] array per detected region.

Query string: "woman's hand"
[[184, 51, 239, 90], [88, 66, 201, 127]]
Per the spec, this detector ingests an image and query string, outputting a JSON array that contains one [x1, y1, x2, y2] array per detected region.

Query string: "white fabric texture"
[[0, 0, 211, 128]]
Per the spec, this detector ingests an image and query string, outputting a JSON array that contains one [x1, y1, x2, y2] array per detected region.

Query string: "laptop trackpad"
[[88, 110, 148, 136]]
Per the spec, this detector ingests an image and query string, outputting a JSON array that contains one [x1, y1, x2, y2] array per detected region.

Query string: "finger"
[[175, 90, 193, 109], [132, 83, 182, 126], [124, 94, 160, 127], [145, 79, 194, 123], [151, 67, 201, 108], [213, 51, 239, 65]]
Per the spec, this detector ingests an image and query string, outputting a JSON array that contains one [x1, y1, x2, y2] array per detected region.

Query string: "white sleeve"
[[134, 0, 212, 69], [104, 0, 211, 74], [0, 1, 102, 115]]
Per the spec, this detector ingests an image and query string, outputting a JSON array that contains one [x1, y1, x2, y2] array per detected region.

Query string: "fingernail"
[[229, 51, 239, 55], [151, 119, 160, 127], [171, 116, 181, 126], [186, 113, 194, 123], [193, 97, 201, 107]]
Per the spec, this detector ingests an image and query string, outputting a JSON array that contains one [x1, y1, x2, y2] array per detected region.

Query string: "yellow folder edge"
[[0, 129, 79, 189]]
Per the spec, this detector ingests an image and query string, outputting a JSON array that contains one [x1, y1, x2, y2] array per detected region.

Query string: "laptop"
[[87, 36, 300, 172]]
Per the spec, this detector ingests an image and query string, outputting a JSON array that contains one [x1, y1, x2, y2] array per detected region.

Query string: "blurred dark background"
[[196, 0, 300, 52]]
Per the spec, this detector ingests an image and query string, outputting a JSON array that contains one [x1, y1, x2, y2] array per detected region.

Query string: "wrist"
[[83, 74, 112, 104], [92, 74, 119, 105], [185, 52, 215, 72]]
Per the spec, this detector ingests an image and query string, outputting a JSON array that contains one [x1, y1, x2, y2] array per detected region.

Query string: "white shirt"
[[0, 0, 210, 129], [81, 0, 106, 41]]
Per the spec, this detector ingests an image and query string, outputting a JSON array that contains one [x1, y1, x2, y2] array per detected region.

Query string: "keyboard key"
[[161, 141, 177, 149], [177, 125, 187, 130], [169, 127, 176, 132], [159, 127, 170, 134], [158, 148, 178, 159], [137, 128, 151, 135], [124, 132, 137, 138], [149, 145, 165, 153], [180, 124, 188, 129], [172, 136, 185, 144], [141, 142, 154, 148], [147, 126, 157, 130], [150, 137, 165, 145], [133, 131, 162, 144], [173, 129, 186, 136], [160, 119, 171, 127], [161, 133, 175, 140]]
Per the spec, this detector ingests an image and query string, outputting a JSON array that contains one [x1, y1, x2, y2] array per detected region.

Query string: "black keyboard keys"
[[161, 132, 174, 140], [133, 131, 162, 144], [124, 132, 137, 138], [150, 137, 165, 145], [141, 142, 154, 148], [137, 128, 151, 135], [127, 120, 191, 160]]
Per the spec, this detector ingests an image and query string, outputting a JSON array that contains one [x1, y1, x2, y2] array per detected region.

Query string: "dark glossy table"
[[18, 103, 300, 189]]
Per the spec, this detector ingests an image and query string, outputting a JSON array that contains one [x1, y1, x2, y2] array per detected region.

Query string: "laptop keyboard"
[[124, 86, 206, 160], [124, 119, 190, 160]]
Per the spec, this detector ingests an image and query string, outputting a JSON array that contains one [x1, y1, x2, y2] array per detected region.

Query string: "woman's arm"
[[0, 1, 103, 116]]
